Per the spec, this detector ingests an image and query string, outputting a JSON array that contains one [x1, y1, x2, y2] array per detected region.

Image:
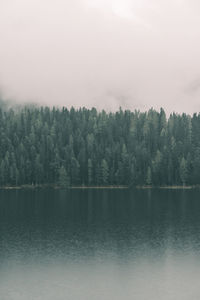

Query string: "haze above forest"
[[1, 0, 200, 114]]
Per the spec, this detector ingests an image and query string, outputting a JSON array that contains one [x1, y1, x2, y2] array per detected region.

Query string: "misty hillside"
[[0, 98, 10, 111], [0, 106, 199, 187]]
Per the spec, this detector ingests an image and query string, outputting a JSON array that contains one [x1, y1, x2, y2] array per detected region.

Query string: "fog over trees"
[[0, 104, 199, 187]]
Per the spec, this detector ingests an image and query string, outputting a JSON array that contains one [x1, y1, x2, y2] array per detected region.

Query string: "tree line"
[[0, 105, 199, 187]]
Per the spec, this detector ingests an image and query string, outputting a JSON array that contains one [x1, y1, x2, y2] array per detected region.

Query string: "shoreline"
[[0, 185, 128, 190], [0, 184, 198, 190], [135, 185, 195, 190]]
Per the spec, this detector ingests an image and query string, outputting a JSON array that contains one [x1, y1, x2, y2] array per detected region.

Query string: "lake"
[[0, 188, 200, 299]]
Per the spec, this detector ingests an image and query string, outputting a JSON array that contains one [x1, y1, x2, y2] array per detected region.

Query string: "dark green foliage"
[[0, 106, 199, 186], [101, 159, 109, 185], [179, 157, 188, 186], [58, 166, 70, 188]]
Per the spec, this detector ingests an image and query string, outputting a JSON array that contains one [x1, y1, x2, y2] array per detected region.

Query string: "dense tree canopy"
[[0, 105, 199, 187]]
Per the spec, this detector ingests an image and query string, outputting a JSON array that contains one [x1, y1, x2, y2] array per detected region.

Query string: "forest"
[[0, 104, 199, 187]]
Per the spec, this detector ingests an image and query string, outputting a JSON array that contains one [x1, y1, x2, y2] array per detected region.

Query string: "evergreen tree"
[[71, 157, 80, 185], [58, 166, 70, 188], [146, 166, 152, 185], [179, 157, 188, 186], [101, 159, 109, 185], [88, 158, 93, 185]]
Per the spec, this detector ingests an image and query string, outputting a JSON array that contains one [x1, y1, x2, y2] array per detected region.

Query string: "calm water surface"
[[0, 189, 200, 300]]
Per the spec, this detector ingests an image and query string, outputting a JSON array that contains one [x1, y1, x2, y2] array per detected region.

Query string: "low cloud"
[[1, 0, 200, 114]]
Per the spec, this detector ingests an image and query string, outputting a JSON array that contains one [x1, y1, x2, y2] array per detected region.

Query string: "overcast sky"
[[1, 0, 200, 113]]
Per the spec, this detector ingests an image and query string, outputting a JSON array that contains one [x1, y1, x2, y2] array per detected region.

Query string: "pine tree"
[[58, 166, 70, 188], [101, 159, 109, 185], [179, 157, 188, 186], [71, 157, 80, 185], [88, 158, 93, 185], [146, 166, 152, 185]]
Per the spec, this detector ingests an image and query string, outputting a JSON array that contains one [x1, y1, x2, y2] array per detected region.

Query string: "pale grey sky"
[[1, 0, 200, 113]]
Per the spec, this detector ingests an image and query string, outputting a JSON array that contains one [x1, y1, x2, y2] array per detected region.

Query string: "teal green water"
[[0, 189, 200, 299]]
